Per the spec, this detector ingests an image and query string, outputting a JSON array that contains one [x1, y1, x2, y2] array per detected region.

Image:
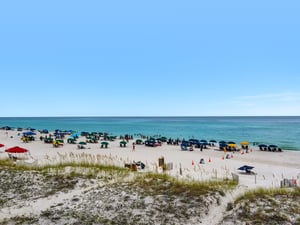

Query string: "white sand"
[[1, 129, 300, 224], [1, 129, 299, 189]]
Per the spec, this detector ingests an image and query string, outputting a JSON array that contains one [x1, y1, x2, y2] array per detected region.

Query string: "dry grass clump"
[[132, 172, 237, 197], [223, 187, 300, 225]]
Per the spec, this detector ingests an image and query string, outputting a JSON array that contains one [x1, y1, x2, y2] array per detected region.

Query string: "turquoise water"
[[0, 117, 300, 150]]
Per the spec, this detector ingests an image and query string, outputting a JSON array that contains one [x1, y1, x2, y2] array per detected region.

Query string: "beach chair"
[[8, 153, 17, 161]]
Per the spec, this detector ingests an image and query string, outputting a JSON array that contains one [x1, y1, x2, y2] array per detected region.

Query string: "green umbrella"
[[79, 141, 87, 145], [136, 139, 143, 144], [120, 140, 127, 147], [101, 141, 109, 148]]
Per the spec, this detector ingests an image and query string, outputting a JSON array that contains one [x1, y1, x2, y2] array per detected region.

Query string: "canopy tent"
[[5, 146, 28, 153], [5, 146, 30, 160]]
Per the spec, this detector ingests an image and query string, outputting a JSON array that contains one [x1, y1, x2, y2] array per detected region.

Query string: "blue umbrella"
[[23, 131, 36, 136], [238, 165, 254, 173], [71, 133, 80, 139]]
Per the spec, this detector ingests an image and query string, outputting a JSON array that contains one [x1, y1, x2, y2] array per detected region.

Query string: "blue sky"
[[0, 1, 299, 116]]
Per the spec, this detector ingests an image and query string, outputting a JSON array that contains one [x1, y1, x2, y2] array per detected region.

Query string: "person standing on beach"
[[132, 142, 136, 151]]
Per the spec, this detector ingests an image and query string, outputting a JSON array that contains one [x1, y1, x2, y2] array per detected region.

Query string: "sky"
[[0, 1, 299, 117]]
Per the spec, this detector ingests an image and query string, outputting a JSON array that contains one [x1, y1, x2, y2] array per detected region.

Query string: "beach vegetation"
[[234, 187, 300, 204], [131, 173, 237, 197], [1, 158, 299, 225], [223, 187, 300, 224]]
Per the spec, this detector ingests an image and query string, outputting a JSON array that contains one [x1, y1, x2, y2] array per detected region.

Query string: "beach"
[[1, 130, 299, 188], [0, 129, 299, 224]]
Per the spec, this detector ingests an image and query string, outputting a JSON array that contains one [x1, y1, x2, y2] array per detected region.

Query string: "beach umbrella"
[[269, 145, 278, 148], [209, 140, 217, 143], [135, 139, 144, 144], [78, 141, 87, 145], [0, 144, 4, 148], [240, 141, 249, 146], [5, 146, 28, 153], [120, 140, 127, 147], [228, 143, 237, 148], [227, 141, 236, 144], [258, 144, 267, 148], [23, 131, 36, 136], [200, 140, 208, 144], [238, 165, 254, 173], [71, 133, 79, 139], [100, 141, 109, 148]]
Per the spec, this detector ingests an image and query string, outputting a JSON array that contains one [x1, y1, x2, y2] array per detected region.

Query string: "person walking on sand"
[[132, 142, 136, 151]]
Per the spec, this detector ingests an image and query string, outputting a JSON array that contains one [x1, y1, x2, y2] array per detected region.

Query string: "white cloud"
[[229, 92, 300, 116], [234, 92, 300, 103]]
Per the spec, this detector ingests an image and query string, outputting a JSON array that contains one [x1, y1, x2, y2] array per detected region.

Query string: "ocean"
[[0, 116, 299, 151]]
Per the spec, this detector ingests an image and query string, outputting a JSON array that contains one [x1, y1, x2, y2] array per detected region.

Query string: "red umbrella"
[[5, 146, 28, 153], [0, 144, 4, 148]]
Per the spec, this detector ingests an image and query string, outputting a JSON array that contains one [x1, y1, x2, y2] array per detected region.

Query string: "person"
[[132, 142, 136, 151]]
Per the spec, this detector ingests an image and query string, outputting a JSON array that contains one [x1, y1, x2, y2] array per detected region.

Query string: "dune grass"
[[0, 159, 237, 196], [224, 187, 300, 225], [0, 158, 129, 179], [132, 172, 238, 197], [235, 187, 300, 204]]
